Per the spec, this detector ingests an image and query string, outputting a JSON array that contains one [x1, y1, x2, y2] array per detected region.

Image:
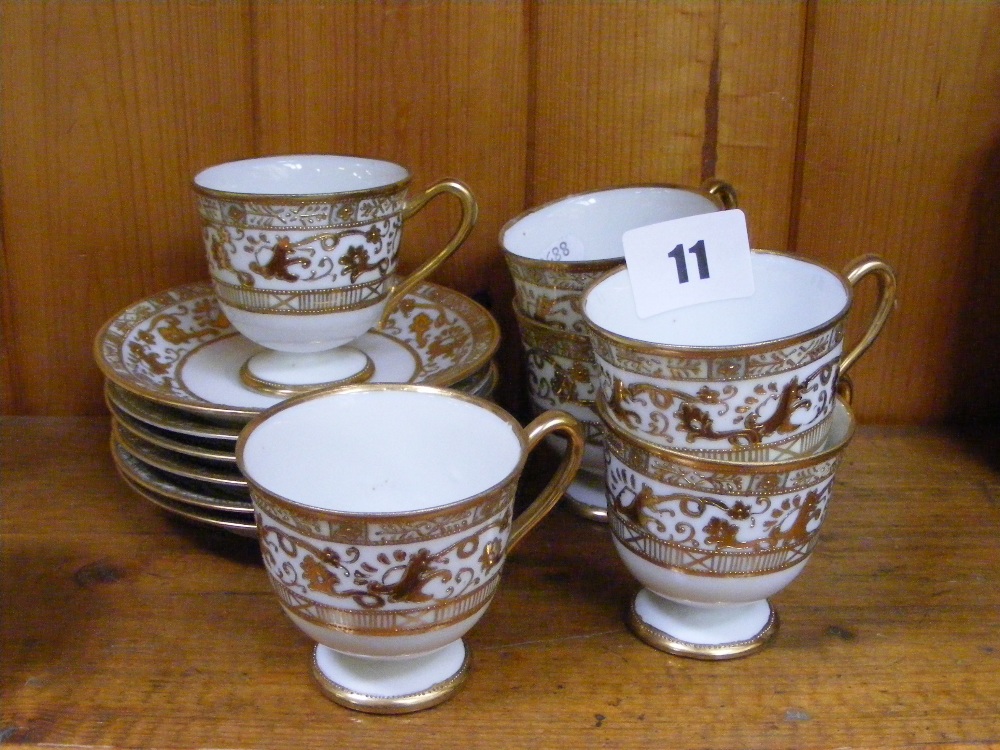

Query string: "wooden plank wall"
[[1, 0, 998, 426]]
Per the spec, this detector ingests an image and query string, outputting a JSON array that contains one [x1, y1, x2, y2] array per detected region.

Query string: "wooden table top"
[[2, 416, 999, 749]]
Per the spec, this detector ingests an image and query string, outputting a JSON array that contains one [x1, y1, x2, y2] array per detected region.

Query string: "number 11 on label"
[[621, 208, 755, 318], [666, 240, 710, 283]]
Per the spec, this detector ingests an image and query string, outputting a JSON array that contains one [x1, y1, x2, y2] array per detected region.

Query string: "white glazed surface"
[[241, 389, 521, 512], [633, 588, 775, 645], [221, 302, 385, 353], [502, 187, 719, 262], [314, 640, 467, 697], [95, 280, 499, 419], [504, 187, 721, 334], [194, 155, 409, 195], [256, 501, 511, 658], [585, 253, 847, 347], [616, 541, 809, 605], [296, 609, 488, 659], [195, 155, 411, 355]]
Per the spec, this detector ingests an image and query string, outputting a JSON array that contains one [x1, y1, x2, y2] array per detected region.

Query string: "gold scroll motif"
[[526, 349, 595, 406], [392, 297, 471, 362], [608, 469, 831, 576], [517, 290, 585, 333], [591, 324, 844, 382], [196, 188, 406, 231], [126, 301, 229, 382], [607, 362, 836, 448], [208, 221, 397, 290], [251, 482, 514, 546], [603, 428, 841, 497], [505, 259, 609, 292], [259, 515, 509, 622]]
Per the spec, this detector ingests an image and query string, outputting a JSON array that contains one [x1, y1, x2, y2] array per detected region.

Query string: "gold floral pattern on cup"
[[599, 394, 855, 659], [237, 383, 584, 712], [583, 251, 896, 458]]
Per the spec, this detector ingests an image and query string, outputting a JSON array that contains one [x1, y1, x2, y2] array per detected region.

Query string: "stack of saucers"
[[94, 279, 500, 537]]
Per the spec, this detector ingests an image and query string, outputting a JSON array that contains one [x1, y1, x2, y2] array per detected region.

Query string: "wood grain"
[[531, 1, 718, 201], [794, 2, 1000, 424], [250, 1, 530, 408], [0, 0, 255, 415], [2, 417, 999, 748], [1, 1, 1000, 426], [533, 1, 806, 252]]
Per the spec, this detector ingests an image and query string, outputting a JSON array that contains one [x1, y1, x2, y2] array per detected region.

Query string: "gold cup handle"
[[506, 410, 585, 553], [378, 179, 478, 328], [840, 254, 898, 375], [701, 178, 739, 210]]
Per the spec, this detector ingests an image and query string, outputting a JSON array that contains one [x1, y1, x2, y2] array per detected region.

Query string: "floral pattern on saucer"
[[95, 280, 500, 420]]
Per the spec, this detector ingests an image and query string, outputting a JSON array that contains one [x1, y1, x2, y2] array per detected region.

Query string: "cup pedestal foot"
[[240, 347, 374, 397], [627, 589, 778, 660], [311, 640, 471, 714], [563, 469, 608, 523]]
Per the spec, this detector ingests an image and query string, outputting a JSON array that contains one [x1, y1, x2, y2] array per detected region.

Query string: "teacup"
[[501, 181, 736, 335], [511, 305, 606, 521], [599, 394, 855, 659], [236, 384, 583, 713], [194, 155, 477, 396], [584, 251, 895, 460]]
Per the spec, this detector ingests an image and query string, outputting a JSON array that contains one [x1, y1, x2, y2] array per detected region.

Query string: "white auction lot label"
[[622, 209, 755, 319]]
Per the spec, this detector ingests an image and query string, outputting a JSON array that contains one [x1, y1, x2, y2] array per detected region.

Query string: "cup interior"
[[502, 186, 719, 262], [238, 387, 523, 514], [585, 251, 849, 348], [194, 155, 409, 196]]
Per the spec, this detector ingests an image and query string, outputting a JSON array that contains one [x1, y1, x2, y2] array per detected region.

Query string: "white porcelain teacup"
[[194, 155, 477, 396], [236, 384, 583, 713], [584, 251, 895, 460], [600, 394, 855, 659], [512, 305, 607, 521], [501, 181, 736, 335]]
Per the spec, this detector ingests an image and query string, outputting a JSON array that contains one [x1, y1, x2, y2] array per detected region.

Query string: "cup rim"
[[499, 183, 726, 267], [192, 154, 412, 202], [236, 383, 530, 520], [598, 393, 855, 472], [582, 249, 854, 356]]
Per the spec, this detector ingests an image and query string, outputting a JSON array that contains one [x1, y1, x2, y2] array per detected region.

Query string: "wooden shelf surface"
[[2, 417, 999, 749]]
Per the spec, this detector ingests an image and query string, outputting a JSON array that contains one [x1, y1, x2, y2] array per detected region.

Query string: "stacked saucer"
[[94, 279, 500, 536]]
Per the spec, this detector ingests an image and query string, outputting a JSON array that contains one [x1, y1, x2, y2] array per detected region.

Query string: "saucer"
[[112, 421, 247, 489], [105, 382, 242, 440], [110, 435, 252, 515], [109, 397, 237, 463], [95, 280, 500, 422], [118, 473, 256, 538]]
